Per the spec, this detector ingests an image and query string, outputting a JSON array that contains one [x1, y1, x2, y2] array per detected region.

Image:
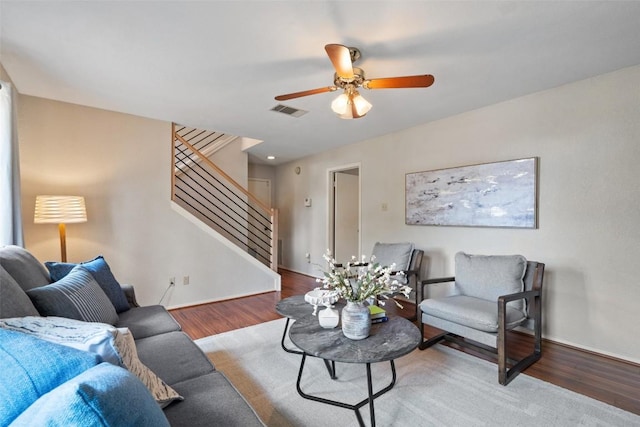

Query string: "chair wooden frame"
[[400, 249, 423, 320], [419, 261, 545, 385]]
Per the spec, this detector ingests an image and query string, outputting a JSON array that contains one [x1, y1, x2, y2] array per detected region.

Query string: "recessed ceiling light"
[[267, 155, 276, 160]]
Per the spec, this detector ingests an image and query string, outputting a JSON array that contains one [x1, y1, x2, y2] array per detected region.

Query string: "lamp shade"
[[34, 195, 87, 224]]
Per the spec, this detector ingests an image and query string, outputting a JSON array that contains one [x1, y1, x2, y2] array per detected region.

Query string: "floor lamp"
[[34, 195, 87, 262]]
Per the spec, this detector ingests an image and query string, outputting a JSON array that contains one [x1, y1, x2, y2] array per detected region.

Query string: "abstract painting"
[[406, 158, 537, 228]]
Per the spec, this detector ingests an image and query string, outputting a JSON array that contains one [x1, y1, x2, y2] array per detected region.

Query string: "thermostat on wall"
[[304, 198, 312, 207]]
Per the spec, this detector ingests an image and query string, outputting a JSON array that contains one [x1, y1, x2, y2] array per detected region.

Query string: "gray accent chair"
[[369, 242, 424, 320], [419, 252, 545, 385]]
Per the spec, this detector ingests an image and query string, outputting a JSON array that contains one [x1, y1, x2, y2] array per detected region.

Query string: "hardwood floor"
[[170, 269, 640, 417]]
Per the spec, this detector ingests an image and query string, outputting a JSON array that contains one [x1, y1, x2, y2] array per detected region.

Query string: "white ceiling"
[[2, 1, 640, 165]]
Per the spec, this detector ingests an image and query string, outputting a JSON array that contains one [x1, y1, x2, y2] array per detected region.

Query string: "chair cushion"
[[0, 265, 40, 318], [0, 245, 51, 291], [11, 363, 170, 427], [46, 256, 130, 313], [420, 295, 527, 333], [455, 252, 527, 312], [26, 266, 119, 325], [371, 242, 414, 271]]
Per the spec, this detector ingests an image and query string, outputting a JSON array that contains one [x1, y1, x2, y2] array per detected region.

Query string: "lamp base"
[[58, 223, 67, 262]]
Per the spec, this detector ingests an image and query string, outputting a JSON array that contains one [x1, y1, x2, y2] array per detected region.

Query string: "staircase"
[[171, 123, 278, 270]]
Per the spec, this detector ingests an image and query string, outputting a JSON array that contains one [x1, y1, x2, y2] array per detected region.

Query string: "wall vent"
[[271, 104, 308, 118]]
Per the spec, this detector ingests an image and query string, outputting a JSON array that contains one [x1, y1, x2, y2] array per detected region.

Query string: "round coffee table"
[[276, 295, 345, 378], [289, 313, 421, 427]]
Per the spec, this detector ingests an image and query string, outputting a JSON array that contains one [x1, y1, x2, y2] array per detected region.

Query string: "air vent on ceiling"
[[271, 104, 308, 118]]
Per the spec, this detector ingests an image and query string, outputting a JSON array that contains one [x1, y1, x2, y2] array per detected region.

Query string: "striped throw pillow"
[[27, 266, 118, 325]]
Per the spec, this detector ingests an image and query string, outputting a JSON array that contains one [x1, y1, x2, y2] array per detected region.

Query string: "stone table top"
[[275, 295, 312, 319], [289, 314, 421, 364], [276, 294, 345, 319]]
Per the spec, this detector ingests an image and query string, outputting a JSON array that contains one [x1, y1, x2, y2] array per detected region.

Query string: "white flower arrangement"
[[316, 249, 412, 307]]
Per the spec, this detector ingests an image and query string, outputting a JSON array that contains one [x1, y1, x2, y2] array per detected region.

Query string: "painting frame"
[[405, 157, 538, 228]]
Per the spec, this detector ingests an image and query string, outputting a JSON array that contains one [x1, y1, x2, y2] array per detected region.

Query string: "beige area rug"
[[196, 318, 639, 427]]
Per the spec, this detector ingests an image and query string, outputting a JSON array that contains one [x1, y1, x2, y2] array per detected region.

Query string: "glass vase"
[[341, 301, 371, 340]]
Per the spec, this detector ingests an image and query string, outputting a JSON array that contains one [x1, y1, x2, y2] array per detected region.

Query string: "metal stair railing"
[[171, 123, 278, 270]]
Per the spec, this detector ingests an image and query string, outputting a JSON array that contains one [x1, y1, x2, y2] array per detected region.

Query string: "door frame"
[[327, 163, 361, 262]]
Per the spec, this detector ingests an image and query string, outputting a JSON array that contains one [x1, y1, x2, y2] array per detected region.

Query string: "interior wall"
[[275, 64, 640, 363], [0, 63, 13, 83], [17, 94, 277, 307], [210, 137, 248, 187]]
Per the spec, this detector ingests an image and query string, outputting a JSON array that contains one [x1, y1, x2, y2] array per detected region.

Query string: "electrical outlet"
[[183, 275, 190, 286], [305, 253, 311, 263], [169, 277, 175, 286]]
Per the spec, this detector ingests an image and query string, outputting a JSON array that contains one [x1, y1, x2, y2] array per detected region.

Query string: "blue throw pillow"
[[27, 266, 119, 325], [45, 256, 130, 313], [11, 363, 170, 427], [0, 329, 102, 425]]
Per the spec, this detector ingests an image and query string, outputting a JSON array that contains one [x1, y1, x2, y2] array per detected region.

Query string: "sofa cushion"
[[0, 316, 183, 407], [116, 305, 181, 339], [0, 245, 50, 291], [455, 252, 527, 312], [0, 329, 101, 425], [11, 363, 170, 427], [26, 266, 119, 324], [135, 331, 215, 386], [420, 295, 527, 333], [115, 327, 183, 407], [164, 372, 264, 427], [46, 256, 130, 313], [0, 265, 40, 318]]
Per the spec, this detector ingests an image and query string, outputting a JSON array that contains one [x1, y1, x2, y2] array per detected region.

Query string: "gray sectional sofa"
[[0, 245, 264, 426]]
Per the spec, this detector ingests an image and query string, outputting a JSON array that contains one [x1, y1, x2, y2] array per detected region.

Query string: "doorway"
[[328, 165, 360, 262]]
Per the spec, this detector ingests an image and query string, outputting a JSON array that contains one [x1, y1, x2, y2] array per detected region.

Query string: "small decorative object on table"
[[317, 250, 412, 340], [305, 289, 340, 329], [304, 289, 339, 316], [369, 305, 388, 324], [318, 304, 340, 329]]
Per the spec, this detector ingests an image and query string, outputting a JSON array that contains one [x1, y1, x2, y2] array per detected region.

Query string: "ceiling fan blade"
[[275, 86, 337, 101], [325, 44, 354, 79], [363, 74, 435, 89]]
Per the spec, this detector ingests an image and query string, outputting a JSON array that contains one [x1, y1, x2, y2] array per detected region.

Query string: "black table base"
[[295, 353, 397, 427], [280, 317, 336, 379]]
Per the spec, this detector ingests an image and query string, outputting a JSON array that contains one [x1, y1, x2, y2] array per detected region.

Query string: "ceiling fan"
[[275, 44, 435, 119]]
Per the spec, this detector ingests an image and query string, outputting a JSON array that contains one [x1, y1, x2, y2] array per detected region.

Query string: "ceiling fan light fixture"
[[331, 88, 372, 119], [331, 92, 350, 115], [352, 92, 372, 116]]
